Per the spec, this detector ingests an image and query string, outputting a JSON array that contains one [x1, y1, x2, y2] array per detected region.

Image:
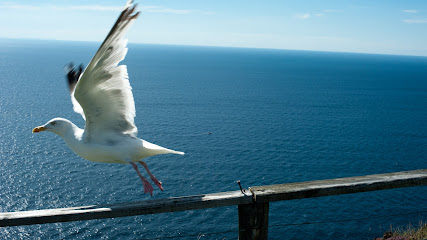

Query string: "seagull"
[[32, 0, 184, 196]]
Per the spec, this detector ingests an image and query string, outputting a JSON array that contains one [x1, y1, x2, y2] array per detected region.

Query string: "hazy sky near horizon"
[[1, 0, 427, 56]]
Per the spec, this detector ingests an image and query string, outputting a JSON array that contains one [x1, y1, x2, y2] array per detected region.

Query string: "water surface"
[[0, 39, 426, 239]]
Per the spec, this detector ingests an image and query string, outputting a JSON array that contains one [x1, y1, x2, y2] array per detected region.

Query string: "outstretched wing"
[[72, 0, 140, 140]]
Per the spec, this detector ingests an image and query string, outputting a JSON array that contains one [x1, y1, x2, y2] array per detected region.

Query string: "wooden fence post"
[[238, 202, 269, 240]]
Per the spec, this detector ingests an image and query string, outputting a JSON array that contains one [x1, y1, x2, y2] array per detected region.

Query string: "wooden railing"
[[1, 169, 426, 239]]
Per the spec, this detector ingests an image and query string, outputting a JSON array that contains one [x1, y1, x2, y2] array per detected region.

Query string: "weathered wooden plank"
[[251, 169, 427, 203], [0, 190, 251, 227], [0, 169, 426, 227]]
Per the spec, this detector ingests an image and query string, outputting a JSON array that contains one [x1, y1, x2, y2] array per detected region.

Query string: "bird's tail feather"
[[141, 140, 184, 157], [170, 150, 185, 155]]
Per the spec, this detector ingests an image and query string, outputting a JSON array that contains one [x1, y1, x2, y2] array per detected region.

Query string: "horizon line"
[[1, 37, 426, 58]]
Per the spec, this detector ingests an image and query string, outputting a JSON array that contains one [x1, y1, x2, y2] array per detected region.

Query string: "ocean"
[[0, 39, 426, 239]]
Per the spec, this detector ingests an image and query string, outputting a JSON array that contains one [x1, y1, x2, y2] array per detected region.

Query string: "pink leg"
[[139, 161, 163, 191], [130, 162, 154, 196]]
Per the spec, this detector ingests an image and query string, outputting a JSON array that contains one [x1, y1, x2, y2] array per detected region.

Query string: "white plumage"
[[33, 0, 184, 196]]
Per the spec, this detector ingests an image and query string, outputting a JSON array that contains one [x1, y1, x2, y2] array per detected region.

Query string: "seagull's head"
[[32, 118, 74, 136]]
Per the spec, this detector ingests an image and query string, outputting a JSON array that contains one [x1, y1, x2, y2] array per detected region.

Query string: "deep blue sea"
[[0, 39, 426, 239]]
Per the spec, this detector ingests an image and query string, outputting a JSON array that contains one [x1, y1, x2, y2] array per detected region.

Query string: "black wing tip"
[[65, 62, 84, 94], [124, 1, 140, 19]]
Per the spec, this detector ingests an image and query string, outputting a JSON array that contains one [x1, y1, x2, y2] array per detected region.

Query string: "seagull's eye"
[[51, 122, 56, 126]]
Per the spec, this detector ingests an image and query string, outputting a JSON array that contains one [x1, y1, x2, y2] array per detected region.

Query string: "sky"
[[0, 0, 427, 56]]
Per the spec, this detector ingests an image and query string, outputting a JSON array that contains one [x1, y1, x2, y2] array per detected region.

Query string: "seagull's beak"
[[32, 126, 46, 133]]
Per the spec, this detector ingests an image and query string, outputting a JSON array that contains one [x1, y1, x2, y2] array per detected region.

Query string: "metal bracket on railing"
[[237, 180, 246, 194], [248, 187, 257, 202], [237, 180, 257, 202]]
